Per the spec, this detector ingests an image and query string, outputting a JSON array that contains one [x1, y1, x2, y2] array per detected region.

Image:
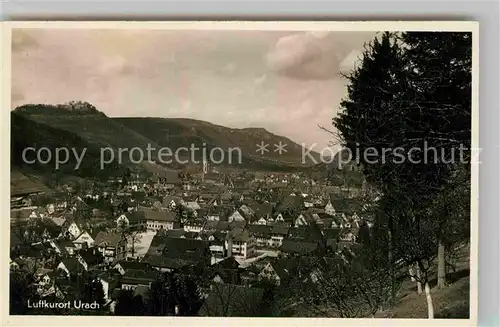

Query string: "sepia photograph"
[[5, 21, 478, 323]]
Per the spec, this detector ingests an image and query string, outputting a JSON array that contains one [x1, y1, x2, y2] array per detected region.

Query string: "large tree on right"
[[334, 31, 472, 318]]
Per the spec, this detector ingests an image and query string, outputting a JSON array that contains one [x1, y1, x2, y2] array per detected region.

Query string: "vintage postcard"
[[2, 21, 478, 326]]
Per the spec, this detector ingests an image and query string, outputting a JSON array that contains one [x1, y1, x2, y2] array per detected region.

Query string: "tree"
[[147, 273, 177, 315], [117, 221, 144, 258], [10, 268, 38, 314], [333, 32, 472, 318], [273, 249, 393, 318], [147, 272, 203, 316], [80, 276, 105, 307], [400, 32, 472, 290], [115, 290, 144, 315]]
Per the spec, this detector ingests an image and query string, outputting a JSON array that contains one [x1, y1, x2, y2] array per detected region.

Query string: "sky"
[[11, 28, 376, 149]]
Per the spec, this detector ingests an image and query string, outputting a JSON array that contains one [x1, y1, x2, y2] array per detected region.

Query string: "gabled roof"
[[248, 225, 272, 238], [78, 248, 104, 266], [277, 195, 305, 211], [287, 226, 324, 243], [162, 195, 183, 206], [113, 260, 151, 271], [322, 228, 342, 240], [142, 207, 176, 222], [55, 237, 76, 249], [250, 203, 273, 215], [121, 268, 158, 285], [212, 256, 240, 270], [146, 237, 209, 261], [124, 211, 146, 222], [270, 225, 290, 236], [231, 229, 252, 242], [94, 231, 124, 247], [59, 257, 83, 273], [279, 239, 319, 255], [164, 229, 187, 238]]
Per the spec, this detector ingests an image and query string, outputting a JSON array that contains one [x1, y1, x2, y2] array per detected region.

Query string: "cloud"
[[265, 32, 346, 80], [220, 62, 237, 75], [11, 87, 24, 104], [98, 55, 135, 76], [12, 30, 39, 52], [253, 74, 267, 86]]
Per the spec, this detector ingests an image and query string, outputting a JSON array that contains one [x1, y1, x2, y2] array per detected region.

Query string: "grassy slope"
[[13, 105, 319, 172], [287, 243, 470, 319], [115, 117, 321, 166], [11, 112, 124, 183], [381, 243, 471, 319]]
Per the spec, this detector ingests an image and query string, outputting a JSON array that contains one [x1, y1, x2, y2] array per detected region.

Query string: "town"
[[10, 163, 375, 316]]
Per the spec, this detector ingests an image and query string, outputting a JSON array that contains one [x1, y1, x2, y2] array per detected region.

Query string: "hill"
[[14, 103, 162, 154], [12, 103, 319, 176], [11, 112, 125, 181], [114, 117, 321, 167]]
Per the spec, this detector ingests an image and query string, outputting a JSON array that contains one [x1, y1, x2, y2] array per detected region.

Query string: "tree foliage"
[[333, 31, 472, 318]]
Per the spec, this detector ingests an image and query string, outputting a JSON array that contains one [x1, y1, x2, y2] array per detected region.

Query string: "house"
[[248, 224, 288, 249], [10, 207, 40, 221], [185, 201, 201, 211], [35, 269, 56, 296], [184, 219, 206, 233], [324, 200, 335, 216], [294, 214, 309, 227], [154, 170, 181, 188], [51, 238, 77, 256], [76, 247, 104, 271], [209, 256, 241, 285], [226, 229, 255, 260], [143, 207, 177, 231], [238, 204, 254, 217], [97, 272, 120, 301], [248, 225, 271, 247], [112, 260, 151, 276], [250, 203, 273, 220], [116, 211, 146, 229], [267, 225, 290, 248], [73, 230, 95, 249], [121, 269, 158, 291], [206, 231, 228, 262], [273, 212, 293, 225], [339, 229, 358, 243], [257, 259, 298, 286], [94, 231, 128, 263], [198, 284, 268, 316], [64, 221, 85, 239], [142, 237, 211, 272], [57, 257, 84, 278], [279, 239, 320, 256], [228, 210, 245, 222]]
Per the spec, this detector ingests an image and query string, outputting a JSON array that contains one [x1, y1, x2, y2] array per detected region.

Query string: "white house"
[[184, 220, 205, 233], [228, 210, 245, 222], [325, 200, 336, 216], [239, 204, 254, 217], [255, 217, 268, 225], [97, 275, 111, 301], [143, 208, 176, 232], [66, 222, 83, 239], [73, 231, 95, 249], [294, 214, 308, 227], [226, 230, 255, 260]]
